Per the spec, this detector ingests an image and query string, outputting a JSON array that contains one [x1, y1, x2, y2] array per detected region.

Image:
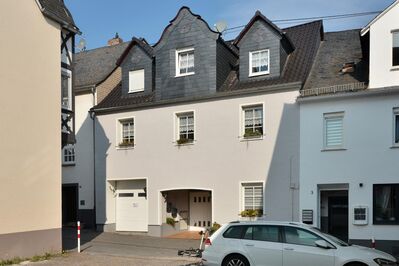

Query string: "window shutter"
[[129, 69, 145, 93], [325, 116, 343, 148]]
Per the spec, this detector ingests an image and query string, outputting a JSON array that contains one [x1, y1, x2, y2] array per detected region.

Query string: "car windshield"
[[312, 228, 349, 247]]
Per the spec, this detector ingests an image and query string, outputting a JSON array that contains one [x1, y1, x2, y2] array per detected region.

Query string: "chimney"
[[108, 32, 123, 46]]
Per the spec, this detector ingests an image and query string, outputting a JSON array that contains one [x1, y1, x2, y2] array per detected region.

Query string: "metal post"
[[77, 221, 81, 253]]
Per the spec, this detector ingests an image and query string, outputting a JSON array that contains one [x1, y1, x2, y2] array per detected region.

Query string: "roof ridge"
[[76, 41, 131, 55], [283, 19, 322, 30]]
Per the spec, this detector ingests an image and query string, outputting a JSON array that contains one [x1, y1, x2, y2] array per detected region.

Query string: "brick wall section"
[[238, 20, 282, 81], [97, 67, 121, 104]]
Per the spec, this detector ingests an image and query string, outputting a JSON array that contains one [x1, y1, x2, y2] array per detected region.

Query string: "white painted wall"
[[63, 92, 95, 210], [368, 2, 399, 88], [299, 91, 399, 240], [95, 90, 300, 228]]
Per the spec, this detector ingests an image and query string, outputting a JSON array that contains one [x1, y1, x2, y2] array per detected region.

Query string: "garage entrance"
[[115, 179, 148, 232]]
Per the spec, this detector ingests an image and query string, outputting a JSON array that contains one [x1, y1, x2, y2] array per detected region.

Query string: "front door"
[[62, 184, 78, 227], [189, 191, 212, 230], [328, 196, 348, 242]]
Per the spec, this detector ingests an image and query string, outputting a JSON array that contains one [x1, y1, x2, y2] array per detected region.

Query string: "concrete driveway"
[[52, 228, 202, 265]]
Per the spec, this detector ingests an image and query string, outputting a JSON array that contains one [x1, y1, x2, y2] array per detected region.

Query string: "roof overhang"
[[361, 0, 398, 36]]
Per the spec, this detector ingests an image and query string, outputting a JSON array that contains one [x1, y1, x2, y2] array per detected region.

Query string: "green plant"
[[0, 252, 57, 266], [209, 222, 221, 234], [166, 217, 176, 227], [243, 131, 262, 138], [119, 139, 134, 147], [240, 209, 263, 218], [176, 138, 192, 145]]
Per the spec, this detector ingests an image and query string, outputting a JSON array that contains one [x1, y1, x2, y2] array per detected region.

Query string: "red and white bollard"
[[77, 221, 81, 253], [371, 237, 376, 249]]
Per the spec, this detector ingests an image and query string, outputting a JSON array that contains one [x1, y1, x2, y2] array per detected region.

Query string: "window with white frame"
[[249, 49, 270, 76], [393, 31, 399, 67], [61, 71, 71, 109], [242, 183, 264, 213], [118, 118, 134, 147], [63, 144, 75, 165], [176, 112, 194, 144], [176, 48, 194, 76], [394, 108, 399, 146], [242, 104, 264, 138], [324, 112, 344, 149], [129, 69, 145, 93]]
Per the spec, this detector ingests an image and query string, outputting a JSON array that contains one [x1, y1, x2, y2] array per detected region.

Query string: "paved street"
[[35, 228, 201, 265]]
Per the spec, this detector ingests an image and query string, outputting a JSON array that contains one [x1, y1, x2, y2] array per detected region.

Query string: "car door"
[[241, 225, 283, 266], [282, 226, 335, 266]]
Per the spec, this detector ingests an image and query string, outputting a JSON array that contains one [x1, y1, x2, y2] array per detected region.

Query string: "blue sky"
[[65, 0, 393, 50]]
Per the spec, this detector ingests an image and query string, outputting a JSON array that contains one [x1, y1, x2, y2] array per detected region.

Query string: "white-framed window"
[[62, 144, 75, 165], [176, 111, 194, 144], [393, 31, 399, 67], [249, 49, 270, 77], [324, 112, 344, 149], [242, 104, 264, 138], [241, 182, 264, 214], [61, 70, 72, 109], [176, 48, 195, 77], [118, 118, 135, 147], [129, 69, 145, 93], [394, 108, 399, 146]]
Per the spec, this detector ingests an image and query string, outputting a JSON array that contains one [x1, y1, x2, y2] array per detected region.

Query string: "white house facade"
[[86, 8, 323, 236], [299, 1, 399, 257]]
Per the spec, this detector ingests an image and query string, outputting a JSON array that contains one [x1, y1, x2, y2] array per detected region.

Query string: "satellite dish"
[[77, 38, 87, 51], [215, 21, 228, 33]]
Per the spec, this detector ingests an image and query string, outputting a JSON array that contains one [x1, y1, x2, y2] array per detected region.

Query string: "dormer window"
[[129, 69, 145, 93], [393, 31, 399, 67], [176, 48, 195, 77], [249, 49, 270, 77]]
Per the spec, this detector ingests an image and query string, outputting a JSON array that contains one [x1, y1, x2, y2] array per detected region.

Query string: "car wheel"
[[222, 254, 250, 266]]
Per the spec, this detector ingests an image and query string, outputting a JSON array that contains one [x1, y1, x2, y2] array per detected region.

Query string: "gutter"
[[93, 81, 303, 115]]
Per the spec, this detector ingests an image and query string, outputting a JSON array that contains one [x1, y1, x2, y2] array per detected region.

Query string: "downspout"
[[90, 86, 97, 230]]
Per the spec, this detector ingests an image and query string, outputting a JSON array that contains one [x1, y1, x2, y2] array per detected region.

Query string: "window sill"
[[390, 145, 399, 149], [116, 145, 135, 150], [321, 148, 347, 152], [62, 163, 76, 167], [390, 67, 399, 71], [240, 135, 264, 142], [128, 89, 144, 94], [175, 72, 195, 78], [174, 141, 195, 147], [249, 72, 270, 77]]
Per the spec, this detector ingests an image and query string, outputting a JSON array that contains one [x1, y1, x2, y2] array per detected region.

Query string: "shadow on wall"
[[264, 102, 300, 222], [93, 115, 111, 231]]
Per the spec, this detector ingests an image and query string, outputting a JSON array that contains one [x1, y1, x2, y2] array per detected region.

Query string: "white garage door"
[[116, 180, 148, 232]]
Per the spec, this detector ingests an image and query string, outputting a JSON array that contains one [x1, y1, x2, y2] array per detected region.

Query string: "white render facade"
[[299, 0, 399, 256], [95, 90, 300, 235]]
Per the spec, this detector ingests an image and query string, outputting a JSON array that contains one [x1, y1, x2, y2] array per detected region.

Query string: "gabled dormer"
[[117, 37, 154, 96], [234, 11, 294, 82], [153, 7, 237, 100]]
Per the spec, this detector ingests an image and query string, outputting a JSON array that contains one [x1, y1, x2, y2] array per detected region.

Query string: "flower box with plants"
[[176, 137, 193, 145], [243, 130, 263, 139], [240, 209, 263, 220], [118, 139, 134, 147]]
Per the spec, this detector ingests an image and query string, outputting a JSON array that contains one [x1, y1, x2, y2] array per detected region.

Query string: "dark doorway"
[[62, 184, 78, 227], [320, 190, 348, 242]]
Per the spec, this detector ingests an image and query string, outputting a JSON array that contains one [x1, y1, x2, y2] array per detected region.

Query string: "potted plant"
[[176, 137, 192, 145], [119, 139, 134, 147], [166, 217, 176, 227], [243, 131, 262, 138], [209, 222, 221, 235]]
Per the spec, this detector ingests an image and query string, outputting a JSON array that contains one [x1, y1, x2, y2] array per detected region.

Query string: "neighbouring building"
[[83, 7, 323, 236], [62, 37, 129, 228], [299, 0, 399, 256], [0, 0, 78, 259]]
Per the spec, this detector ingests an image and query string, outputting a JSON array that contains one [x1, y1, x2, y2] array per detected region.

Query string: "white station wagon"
[[202, 221, 398, 266]]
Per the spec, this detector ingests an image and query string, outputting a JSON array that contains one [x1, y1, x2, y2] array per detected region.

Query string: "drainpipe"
[[289, 155, 295, 221], [89, 86, 97, 230]]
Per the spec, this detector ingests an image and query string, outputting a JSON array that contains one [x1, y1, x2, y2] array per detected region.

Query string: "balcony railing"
[[62, 108, 75, 148]]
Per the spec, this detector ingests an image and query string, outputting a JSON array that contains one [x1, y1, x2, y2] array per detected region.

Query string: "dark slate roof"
[[220, 20, 323, 92], [116, 37, 154, 66], [303, 29, 368, 90], [74, 42, 130, 88], [38, 0, 79, 33]]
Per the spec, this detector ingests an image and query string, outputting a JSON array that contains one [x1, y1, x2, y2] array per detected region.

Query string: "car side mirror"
[[315, 240, 331, 249]]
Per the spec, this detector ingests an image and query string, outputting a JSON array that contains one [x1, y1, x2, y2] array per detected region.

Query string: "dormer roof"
[[233, 10, 294, 51], [116, 37, 154, 66]]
